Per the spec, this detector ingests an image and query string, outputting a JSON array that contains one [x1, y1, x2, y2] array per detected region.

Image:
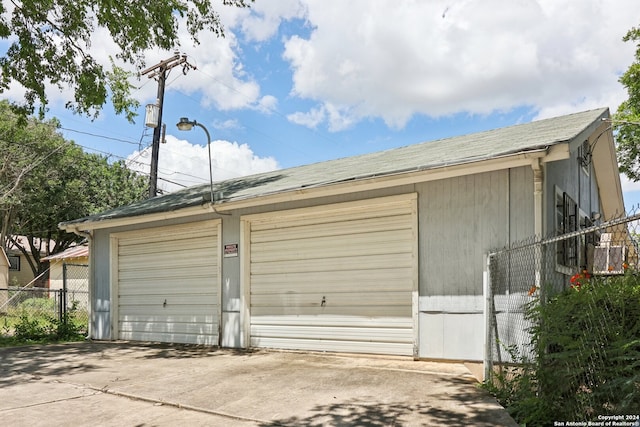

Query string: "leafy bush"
[[1, 300, 86, 345], [13, 314, 54, 341], [484, 271, 640, 425]]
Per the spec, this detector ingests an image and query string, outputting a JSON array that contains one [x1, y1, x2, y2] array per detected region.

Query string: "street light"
[[176, 117, 214, 203]]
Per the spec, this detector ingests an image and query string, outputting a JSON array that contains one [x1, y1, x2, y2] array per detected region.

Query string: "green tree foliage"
[[0, 0, 252, 120], [615, 26, 640, 181], [0, 100, 148, 278]]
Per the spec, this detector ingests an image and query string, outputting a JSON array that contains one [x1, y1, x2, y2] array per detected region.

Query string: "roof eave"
[[62, 147, 561, 231]]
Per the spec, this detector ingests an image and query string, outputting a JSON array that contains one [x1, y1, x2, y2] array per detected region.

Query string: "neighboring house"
[[42, 244, 89, 292], [5, 236, 53, 287], [60, 108, 623, 362], [41, 244, 90, 312], [0, 248, 8, 313]]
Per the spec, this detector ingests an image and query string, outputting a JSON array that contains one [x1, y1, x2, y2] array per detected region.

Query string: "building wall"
[[545, 146, 601, 234], [417, 167, 534, 360], [544, 143, 602, 291], [7, 252, 39, 286], [88, 167, 536, 361], [48, 257, 89, 291]]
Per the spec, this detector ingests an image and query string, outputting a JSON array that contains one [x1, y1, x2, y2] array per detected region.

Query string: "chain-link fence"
[[0, 263, 89, 338], [486, 209, 640, 419]]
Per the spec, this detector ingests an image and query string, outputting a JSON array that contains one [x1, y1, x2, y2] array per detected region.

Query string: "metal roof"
[[61, 108, 609, 227], [41, 245, 89, 261]]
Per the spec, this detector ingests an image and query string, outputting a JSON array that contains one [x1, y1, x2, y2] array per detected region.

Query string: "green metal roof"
[[61, 107, 609, 226]]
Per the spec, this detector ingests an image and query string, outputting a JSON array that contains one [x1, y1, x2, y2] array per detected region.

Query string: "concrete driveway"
[[0, 342, 517, 426]]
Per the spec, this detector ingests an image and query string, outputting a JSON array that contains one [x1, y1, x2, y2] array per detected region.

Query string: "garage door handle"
[[163, 299, 167, 307], [321, 296, 326, 307]]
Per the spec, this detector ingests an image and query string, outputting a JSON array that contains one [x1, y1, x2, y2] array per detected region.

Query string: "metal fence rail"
[[485, 209, 639, 417]]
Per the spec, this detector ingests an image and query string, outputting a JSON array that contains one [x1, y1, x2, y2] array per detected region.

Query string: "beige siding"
[[113, 220, 221, 345], [243, 194, 418, 356]]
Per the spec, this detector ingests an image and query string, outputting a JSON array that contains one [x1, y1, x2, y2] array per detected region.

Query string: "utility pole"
[[141, 53, 195, 198]]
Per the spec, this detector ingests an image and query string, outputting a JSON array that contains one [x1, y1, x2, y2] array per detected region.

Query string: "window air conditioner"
[[593, 245, 626, 275]]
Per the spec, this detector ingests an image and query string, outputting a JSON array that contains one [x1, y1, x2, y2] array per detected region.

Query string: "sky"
[[3, 0, 640, 208]]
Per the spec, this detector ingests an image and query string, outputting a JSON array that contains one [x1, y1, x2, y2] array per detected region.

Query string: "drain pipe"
[[67, 226, 94, 340], [532, 159, 544, 291]]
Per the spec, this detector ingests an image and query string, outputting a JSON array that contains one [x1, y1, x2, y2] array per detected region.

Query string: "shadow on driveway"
[[0, 341, 518, 426]]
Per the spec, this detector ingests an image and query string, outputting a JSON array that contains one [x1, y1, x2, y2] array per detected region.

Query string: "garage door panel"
[[250, 269, 413, 292], [250, 337, 413, 355], [119, 331, 216, 345], [251, 305, 411, 317], [119, 239, 217, 256], [119, 304, 219, 316], [120, 316, 217, 335], [250, 204, 412, 231], [115, 220, 220, 345], [251, 325, 412, 343], [251, 292, 410, 308], [119, 313, 218, 325], [118, 294, 218, 306], [253, 315, 412, 327], [251, 215, 412, 243], [118, 226, 216, 246], [251, 229, 414, 263], [251, 254, 412, 275], [119, 264, 217, 282], [247, 195, 417, 356], [119, 246, 217, 266], [119, 281, 217, 296]]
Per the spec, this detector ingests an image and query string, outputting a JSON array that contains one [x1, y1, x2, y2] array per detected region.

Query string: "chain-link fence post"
[[62, 263, 68, 327]]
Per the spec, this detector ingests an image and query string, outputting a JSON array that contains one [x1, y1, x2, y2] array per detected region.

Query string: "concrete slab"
[[0, 342, 517, 426]]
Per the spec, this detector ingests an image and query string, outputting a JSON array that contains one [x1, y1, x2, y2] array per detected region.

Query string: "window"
[[580, 214, 600, 271], [556, 190, 578, 268], [8, 255, 20, 271]]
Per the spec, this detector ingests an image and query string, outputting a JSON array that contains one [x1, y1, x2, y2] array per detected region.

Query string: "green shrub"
[[484, 271, 640, 425], [13, 314, 54, 341]]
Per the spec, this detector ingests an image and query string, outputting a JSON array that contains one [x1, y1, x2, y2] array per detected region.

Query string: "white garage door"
[[113, 220, 221, 345], [243, 194, 418, 356]]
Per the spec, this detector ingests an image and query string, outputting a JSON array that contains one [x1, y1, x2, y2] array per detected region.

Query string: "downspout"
[[532, 159, 544, 290], [68, 227, 94, 340]]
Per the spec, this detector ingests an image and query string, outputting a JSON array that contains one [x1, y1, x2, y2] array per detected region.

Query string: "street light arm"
[[176, 117, 214, 205], [193, 121, 211, 145]]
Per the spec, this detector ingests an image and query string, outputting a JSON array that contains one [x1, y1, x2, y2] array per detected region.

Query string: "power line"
[[59, 127, 140, 145]]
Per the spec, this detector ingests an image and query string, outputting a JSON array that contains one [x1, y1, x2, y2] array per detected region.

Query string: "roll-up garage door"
[[113, 220, 221, 345], [244, 194, 417, 356]]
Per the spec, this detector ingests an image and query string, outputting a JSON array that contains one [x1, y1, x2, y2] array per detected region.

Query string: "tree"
[[0, 100, 148, 280], [0, 0, 252, 120], [615, 26, 640, 181]]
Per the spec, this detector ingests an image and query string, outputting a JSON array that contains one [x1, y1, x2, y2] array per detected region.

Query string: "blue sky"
[[3, 1, 640, 208]]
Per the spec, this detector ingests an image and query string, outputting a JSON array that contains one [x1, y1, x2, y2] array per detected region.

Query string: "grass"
[[0, 298, 88, 347]]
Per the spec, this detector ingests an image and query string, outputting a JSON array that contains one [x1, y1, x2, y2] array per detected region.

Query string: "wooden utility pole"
[[141, 53, 195, 198]]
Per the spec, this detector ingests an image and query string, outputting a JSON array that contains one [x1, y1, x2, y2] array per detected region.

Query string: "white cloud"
[[256, 95, 278, 113], [280, 0, 640, 130], [287, 106, 325, 128], [237, 0, 307, 42], [213, 118, 241, 131], [127, 135, 279, 193]]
